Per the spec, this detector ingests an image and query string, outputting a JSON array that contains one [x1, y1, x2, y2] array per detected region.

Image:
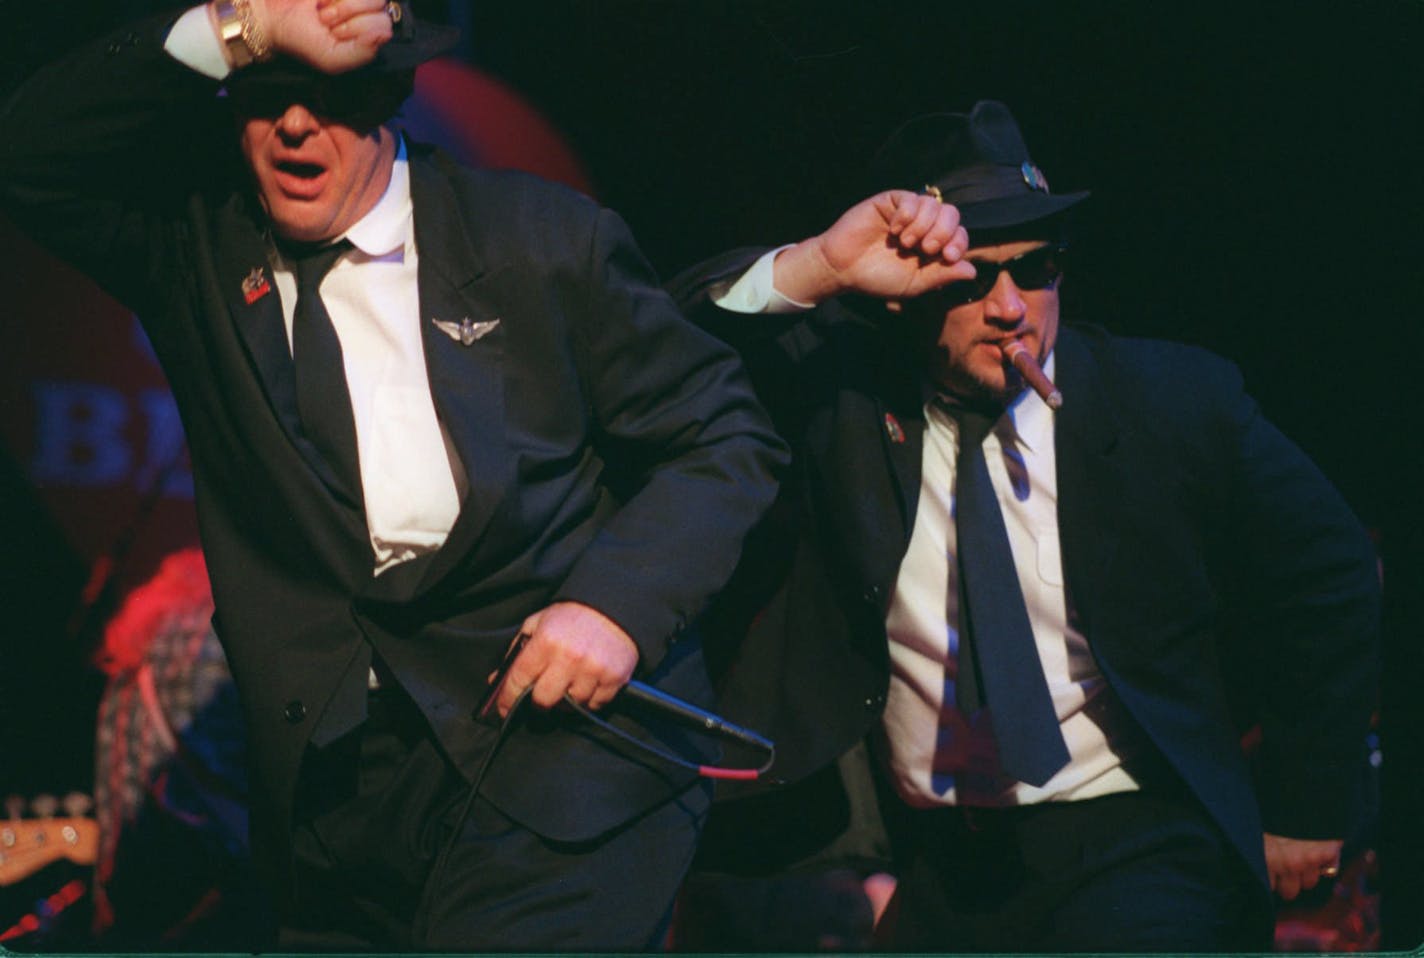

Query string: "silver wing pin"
[[432, 316, 501, 346]]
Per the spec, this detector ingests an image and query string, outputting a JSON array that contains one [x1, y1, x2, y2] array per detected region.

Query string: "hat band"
[[931, 162, 1049, 207]]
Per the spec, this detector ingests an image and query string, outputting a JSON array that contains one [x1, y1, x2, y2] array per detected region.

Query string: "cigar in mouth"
[[1001, 339, 1063, 409]]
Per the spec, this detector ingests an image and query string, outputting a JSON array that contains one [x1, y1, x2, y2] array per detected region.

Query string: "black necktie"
[[951, 407, 1070, 786], [290, 240, 363, 506]]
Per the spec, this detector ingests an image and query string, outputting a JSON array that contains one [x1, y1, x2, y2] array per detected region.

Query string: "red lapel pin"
[[241, 267, 271, 305], [884, 412, 905, 444]]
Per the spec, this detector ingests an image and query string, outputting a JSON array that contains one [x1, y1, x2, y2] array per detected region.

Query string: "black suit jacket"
[[1, 16, 786, 892], [672, 249, 1379, 886]]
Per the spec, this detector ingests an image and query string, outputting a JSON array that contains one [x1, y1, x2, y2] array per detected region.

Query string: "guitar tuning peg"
[[4, 795, 22, 820], [62, 792, 93, 818], [30, 794, 58, 819]]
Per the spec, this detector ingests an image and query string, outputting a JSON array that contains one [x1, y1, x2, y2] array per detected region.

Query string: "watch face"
[[217, 7, 252, 67]]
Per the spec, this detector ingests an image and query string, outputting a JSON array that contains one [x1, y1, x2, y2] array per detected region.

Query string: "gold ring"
[[386, 1, 402, 23], [1320, 864, 1340, 878], [923, 184, 943, 201]]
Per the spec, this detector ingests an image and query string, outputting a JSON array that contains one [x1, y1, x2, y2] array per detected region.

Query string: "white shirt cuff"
[[165, 5, 232, 80], [710, 245, 816, 315]]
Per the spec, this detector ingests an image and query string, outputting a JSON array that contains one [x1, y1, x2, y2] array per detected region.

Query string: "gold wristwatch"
[[212, 0, 272, 69]]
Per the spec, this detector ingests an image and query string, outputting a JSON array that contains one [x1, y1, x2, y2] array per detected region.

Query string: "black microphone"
[[620, 680, 774, 754]]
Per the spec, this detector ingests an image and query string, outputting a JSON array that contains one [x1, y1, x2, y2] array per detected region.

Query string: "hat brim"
[[958, 189, 1090, 230], [371, 21, 460, 72]]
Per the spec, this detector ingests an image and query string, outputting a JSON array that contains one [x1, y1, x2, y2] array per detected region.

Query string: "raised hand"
[[770, 190, 977, 306]]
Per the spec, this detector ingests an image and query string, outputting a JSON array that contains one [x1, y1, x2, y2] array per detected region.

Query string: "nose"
[[981, 270, 1027, 326], [274, 103, 320, 142]]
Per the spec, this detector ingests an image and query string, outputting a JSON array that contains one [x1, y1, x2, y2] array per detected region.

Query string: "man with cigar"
[[673, 100, 1378, 950], [1, 0, 785, 949]]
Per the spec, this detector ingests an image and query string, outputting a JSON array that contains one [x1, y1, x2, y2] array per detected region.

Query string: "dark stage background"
[[1, 0, 1419, 949]]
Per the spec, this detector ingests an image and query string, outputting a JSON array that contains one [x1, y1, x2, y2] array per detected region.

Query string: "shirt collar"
[[341, 136, 411, 259]]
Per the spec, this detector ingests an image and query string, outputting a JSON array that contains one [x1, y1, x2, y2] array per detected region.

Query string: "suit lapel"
[[875, 342, 926, 551], [1053, 328, 1124, 637], [810, 333, 925, 596], [213, 193, 296, 436], [364, 157, 512, 601]]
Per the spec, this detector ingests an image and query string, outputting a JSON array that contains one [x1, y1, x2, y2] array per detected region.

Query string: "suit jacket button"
[[283, 700, 307, 724], [862, 585, 883, 606]]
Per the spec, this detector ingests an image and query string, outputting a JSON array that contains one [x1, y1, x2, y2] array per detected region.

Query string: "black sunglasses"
[[932, 244, 1067, 307], [226, 74, 408, 128]]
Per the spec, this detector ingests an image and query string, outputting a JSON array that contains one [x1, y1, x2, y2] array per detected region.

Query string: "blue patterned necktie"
[[951, 407, 1070, 787]]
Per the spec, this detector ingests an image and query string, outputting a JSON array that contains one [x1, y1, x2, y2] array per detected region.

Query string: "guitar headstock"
[[0, 794, 98, 887]]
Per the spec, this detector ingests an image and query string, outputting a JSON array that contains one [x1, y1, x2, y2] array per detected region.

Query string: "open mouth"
[[277, 160, 325, 179], [272, 159, 329, 199]]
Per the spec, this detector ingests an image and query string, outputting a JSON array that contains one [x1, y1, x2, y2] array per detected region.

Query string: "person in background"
[[92, 548, 267, 950]]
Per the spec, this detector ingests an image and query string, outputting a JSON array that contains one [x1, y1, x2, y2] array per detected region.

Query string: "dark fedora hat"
[[227, 2, 459, 95], [867, 100, 1088, 230]]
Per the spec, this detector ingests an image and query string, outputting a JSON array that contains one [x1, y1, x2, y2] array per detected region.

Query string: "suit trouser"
[[879, 781, 1274, 953], [280, 682, 702, 951]]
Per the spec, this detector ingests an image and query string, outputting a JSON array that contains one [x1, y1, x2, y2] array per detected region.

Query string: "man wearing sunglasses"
[[672, 101, 1377, 951], [0, 0, 786, 950]]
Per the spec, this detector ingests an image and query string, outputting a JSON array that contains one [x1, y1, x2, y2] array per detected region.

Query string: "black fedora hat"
[[868, 100, 1088, 230], [227, 2, 459, 93]]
